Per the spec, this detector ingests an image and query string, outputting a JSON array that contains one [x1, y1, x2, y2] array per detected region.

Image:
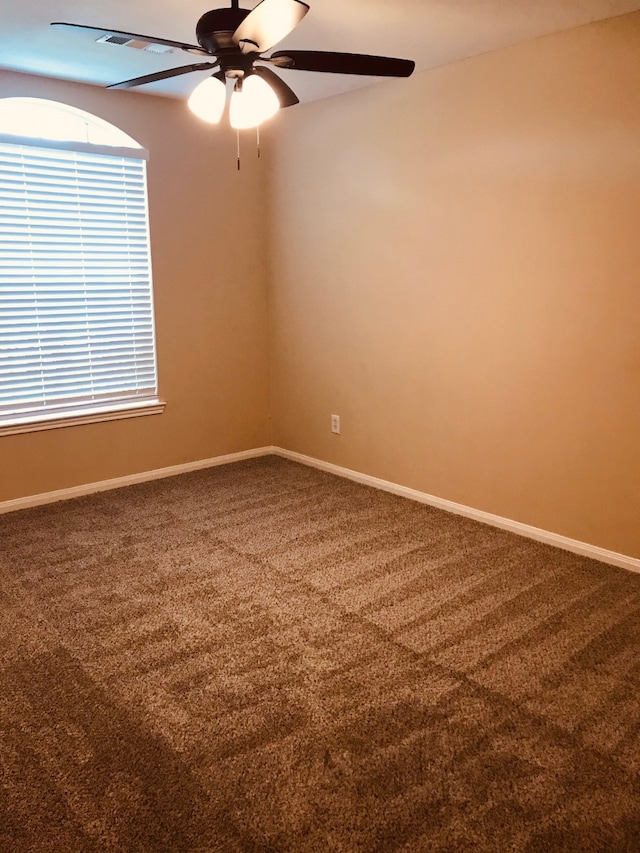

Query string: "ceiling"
[[2, 0, 640, 106]]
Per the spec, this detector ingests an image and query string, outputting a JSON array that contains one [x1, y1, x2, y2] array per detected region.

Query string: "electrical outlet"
[[331, 414, 341, 434]]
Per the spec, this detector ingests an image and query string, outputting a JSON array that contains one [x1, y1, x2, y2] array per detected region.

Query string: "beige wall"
[[267, 13, 640, 558], [0, 69, 271, 502]]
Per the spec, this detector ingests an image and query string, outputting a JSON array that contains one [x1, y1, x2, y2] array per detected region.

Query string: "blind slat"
[[0, 138, 159, 423]]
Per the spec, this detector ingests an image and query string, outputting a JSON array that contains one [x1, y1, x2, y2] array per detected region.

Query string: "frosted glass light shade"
[[229, 75, 279, 129], [187, 76, 226, 124]]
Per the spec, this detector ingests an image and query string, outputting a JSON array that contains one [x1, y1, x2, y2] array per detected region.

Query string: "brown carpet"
[[1, 455, 639, 853]]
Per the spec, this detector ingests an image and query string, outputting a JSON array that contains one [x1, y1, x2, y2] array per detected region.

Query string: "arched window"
[[0, 97, 162, 435]]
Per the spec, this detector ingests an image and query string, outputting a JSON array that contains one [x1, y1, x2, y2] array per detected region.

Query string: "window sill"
[[0, 400, 166, 437]]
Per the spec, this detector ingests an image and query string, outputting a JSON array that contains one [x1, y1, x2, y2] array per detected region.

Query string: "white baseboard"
[[3, 444, 638, 574], [0, 446, 276, 515], [273, 447, 640, 575]]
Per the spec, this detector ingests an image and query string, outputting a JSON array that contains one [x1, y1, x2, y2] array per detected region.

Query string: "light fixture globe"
[[187, 75, 226, 124], [229, 74, 279, 129]]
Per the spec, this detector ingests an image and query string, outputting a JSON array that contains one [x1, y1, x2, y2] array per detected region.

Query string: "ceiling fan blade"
[[107, 62, 219, 90], [51, 22, 209, 56], [233, 0, 309, 55], [270, 50, 415, 77], [253, 66, 299, 107]]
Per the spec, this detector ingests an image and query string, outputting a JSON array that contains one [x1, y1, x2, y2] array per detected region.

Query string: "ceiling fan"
[[52, 0, 415, 128]]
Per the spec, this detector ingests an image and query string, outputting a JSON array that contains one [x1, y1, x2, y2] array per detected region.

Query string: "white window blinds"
[[0, 137, 159, 427]]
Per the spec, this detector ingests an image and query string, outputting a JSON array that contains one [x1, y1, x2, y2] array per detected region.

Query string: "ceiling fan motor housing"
[[196, 8, 251, 53]]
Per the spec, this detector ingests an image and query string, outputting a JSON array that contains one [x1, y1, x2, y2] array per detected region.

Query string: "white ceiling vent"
[[96, 35, 173, 54]]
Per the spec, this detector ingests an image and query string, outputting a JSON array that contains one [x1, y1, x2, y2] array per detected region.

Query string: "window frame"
[[0, 99, 165, 437]]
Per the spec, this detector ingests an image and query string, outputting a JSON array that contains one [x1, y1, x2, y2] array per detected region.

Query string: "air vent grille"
[[143, 44, 173, 54], [96, 36, 173, 54], [98, 35, 130, 46]]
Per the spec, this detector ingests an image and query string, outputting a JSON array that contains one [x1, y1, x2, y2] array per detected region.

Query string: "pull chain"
[[235, 127, 264, 169]]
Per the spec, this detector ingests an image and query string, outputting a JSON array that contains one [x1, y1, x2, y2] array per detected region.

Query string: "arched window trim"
[[0, 97, 147, 157], [0, 95, 143, 148], [0, 132, 148, 161]]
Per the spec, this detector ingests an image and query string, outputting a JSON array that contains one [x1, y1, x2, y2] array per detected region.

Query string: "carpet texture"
[[0, 455, 639, 852]]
